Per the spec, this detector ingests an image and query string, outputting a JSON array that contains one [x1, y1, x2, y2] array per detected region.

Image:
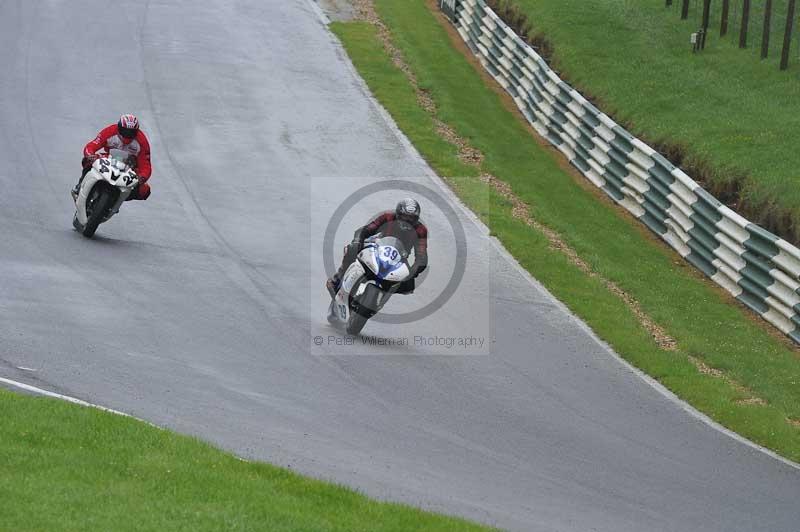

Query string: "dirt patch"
[[687, 356, 768, 406], [734, 397, 767, 406], [689, 356, 725, 378]]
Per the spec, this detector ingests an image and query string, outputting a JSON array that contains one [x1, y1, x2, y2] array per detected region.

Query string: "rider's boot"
[[72, 168, 90, 201], [326, 243, 360, 298]]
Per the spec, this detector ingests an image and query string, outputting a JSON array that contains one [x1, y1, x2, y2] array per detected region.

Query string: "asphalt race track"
[[1, 1, 799, 531]]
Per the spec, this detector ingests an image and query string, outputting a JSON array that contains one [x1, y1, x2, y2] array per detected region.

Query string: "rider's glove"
[[82, 153, 100, 167]]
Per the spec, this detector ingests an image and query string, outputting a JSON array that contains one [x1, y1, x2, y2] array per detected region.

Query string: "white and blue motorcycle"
[[72, 151, 139, 238], [328, 235, 413, 335]]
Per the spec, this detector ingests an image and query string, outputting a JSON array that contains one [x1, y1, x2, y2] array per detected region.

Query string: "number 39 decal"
[[382, 247, 399, 261]]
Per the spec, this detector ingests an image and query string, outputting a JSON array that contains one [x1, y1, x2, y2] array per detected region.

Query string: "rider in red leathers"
[[71, 114, 152, 201]]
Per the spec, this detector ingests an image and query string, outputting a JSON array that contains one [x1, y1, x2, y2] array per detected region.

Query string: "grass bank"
[[0, 389, 491, 531], [331, 0, 800, 462], [496, 0, 800, 243]]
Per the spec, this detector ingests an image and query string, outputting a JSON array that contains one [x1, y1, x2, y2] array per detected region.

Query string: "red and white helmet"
[[117, 114, 139, 139]]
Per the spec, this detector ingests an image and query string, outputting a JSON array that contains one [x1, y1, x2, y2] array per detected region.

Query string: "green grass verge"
[[330, 1, 800, 463], [501, 0, 800, 241], [0, 389, 491, 531]]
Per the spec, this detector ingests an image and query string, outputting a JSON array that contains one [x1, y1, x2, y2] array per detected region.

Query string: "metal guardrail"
[[439, 0, 800, 343]]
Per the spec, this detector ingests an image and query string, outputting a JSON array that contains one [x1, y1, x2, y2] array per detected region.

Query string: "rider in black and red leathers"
[[327, 198, 428, 297]]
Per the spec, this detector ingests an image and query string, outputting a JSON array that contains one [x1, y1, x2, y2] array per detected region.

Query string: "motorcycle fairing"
[[75, 157, 138, 225]]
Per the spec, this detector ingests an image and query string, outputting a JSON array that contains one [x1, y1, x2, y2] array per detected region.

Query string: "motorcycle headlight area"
[[376, 246, 404, 279]]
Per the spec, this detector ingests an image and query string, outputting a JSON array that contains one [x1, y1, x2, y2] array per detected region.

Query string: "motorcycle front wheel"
[[82, 185, 114, 238], [346, 284, 381, 336], [346, 312, 369, 336]]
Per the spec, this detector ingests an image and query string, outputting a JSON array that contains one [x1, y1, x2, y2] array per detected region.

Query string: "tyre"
[[82, 185, 115, 238], [346, 284, 381, 336], [346, 312, 369, 336]]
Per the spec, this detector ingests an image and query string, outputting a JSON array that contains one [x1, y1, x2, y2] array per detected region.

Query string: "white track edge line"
[[0, 376, 143, 422]]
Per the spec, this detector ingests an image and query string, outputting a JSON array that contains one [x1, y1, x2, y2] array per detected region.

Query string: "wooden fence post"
[[681, 0, 690, 20], [762, 0, 773, 58], [701, 0, 712, 48], [740, 0, 751, 48], [781, 0, 797, 70], [721, 0, 730, 36]]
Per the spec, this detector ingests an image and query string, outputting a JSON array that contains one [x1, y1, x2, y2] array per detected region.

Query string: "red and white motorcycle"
[[72, 152, 139, 238]]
